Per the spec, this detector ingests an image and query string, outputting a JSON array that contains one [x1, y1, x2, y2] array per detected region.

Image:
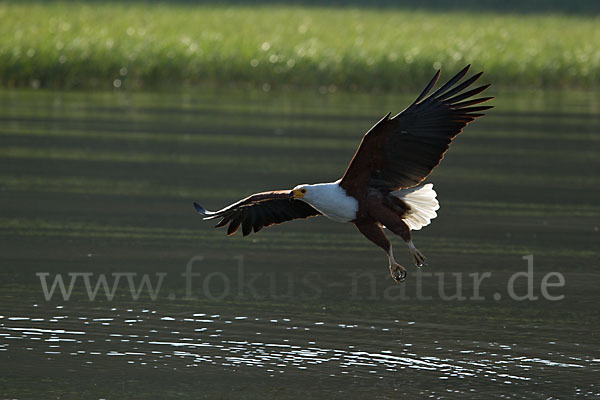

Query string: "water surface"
[[0, 88, 598, 398]]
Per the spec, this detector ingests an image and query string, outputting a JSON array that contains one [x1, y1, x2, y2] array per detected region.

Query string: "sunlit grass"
[[0, 2, 599, 90]]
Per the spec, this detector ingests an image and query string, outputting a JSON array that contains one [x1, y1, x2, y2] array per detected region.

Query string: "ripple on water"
[[0, 304, 594, 389]]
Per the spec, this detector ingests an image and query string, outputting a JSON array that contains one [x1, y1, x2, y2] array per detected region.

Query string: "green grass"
[[1, 1, 599, 91]]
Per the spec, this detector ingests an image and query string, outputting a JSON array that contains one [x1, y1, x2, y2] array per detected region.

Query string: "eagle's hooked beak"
[[291, 189, 305, 199]]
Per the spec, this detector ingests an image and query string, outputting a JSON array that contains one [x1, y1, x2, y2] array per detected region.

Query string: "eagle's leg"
[[387, 222, 427, 268], [407, 240, 427, 268], [354, 221, 407, 283], [366, 196, 428, 268]]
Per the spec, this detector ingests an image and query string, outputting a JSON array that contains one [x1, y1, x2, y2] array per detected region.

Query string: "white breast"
[[301, 181, 358, 222]]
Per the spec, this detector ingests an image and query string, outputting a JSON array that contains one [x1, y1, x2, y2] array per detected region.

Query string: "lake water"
[[0, 87, 599, 398]]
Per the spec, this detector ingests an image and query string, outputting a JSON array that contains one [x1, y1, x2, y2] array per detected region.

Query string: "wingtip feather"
[[408, 69, 441, 107], [193, 202, 207, 215]]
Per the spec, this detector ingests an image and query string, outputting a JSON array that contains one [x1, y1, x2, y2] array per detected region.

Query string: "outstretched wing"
[[193, 190, 321, 236], [339, 64, 493, 195]]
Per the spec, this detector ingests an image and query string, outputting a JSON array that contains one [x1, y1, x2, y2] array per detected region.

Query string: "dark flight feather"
[[193, 191, 320, 236], [339, 64, 493, 195]]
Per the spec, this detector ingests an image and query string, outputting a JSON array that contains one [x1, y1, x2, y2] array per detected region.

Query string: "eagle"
[[194, 65, 492, 282]]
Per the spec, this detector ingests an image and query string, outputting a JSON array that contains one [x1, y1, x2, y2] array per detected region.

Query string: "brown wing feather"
[[339, 65, 493, 196], [194, 190, 321, 236]]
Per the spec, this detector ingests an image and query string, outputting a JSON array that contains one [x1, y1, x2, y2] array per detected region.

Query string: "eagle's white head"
[[291, 182, 358, 223], [291, 184, 310, 200]]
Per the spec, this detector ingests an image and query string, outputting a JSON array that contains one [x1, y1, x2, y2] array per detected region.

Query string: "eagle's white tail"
[[392, 183, 440, 231]]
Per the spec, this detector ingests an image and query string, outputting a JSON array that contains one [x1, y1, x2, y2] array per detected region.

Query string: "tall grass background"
[[1, 1, 599, 91]]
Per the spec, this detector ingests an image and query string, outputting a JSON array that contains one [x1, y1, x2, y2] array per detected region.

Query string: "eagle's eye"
[[301, 189, 307, 194]]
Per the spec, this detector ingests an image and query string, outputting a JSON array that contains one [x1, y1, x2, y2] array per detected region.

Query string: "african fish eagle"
[[194, 65, 492, 282]]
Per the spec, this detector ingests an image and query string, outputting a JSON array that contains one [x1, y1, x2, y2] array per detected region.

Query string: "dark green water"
[[0, 88, 598, 398]]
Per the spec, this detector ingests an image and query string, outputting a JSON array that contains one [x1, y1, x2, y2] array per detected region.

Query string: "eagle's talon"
[[414, 257, 426, 268], [390, 263, 407, 283]]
